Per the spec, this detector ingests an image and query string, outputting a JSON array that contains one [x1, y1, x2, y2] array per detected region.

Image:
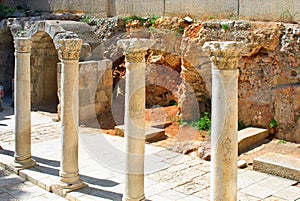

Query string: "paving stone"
[[0, 174, 25, 187], [173, 181, 204, 195], [180, 195, 208, 201], [147, 195, 171, 201], [263, 196, 288, 201], [159, 189, 187, 200], [240, 176, 297, 199], [237, 192, 261, 201], [193, 187, 210, 199], [237, 170, 270, 189], [273, 186, 300, 201]]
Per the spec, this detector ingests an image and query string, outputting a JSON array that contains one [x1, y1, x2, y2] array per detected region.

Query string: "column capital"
[[117, 38, 155, 63], [14, 38, 32, 53], [202, 41, 243, 70], [54, 33, 82, 61]]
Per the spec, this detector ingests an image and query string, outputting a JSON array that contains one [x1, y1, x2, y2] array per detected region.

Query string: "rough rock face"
[[3, 15, 300, 142], [180, 20, 300, 142]]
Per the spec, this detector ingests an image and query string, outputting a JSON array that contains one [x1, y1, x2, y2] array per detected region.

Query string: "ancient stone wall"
[[58, 60, 112, 123]]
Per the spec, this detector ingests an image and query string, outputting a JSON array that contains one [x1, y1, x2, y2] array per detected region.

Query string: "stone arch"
[[30, 31, 59, 111], [26, 21, 80, 112]]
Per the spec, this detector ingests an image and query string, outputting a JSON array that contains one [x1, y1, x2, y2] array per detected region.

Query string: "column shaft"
[[210, 68, 238, 200], [52, 36, 86, 194], [123, 62, 146, 201], [202, 41, 243, 201], [60, 59, 80, 184], [14, 38, 35, 168], [117, 38, 155, 201]]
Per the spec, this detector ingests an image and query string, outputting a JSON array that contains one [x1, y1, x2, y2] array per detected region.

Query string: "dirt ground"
[[95, 105, 300, 169]]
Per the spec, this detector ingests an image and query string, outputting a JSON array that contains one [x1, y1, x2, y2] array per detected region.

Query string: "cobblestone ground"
[[0, 97, 65, 201], [0, 162, 66, 200], [0, 97, 60, 145]]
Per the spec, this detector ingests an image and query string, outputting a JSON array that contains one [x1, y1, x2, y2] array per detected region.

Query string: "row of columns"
[[13, 36, 85, 192], [13, 36, 242, 200]]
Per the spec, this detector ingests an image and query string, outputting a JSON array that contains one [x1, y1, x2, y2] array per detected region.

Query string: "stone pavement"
[[1, 98, 300, 201]]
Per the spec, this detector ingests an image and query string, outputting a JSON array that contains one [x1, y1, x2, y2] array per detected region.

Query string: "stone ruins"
[[0, 0, 300, 200]]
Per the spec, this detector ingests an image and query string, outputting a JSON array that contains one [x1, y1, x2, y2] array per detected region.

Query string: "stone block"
[[115, 125, 165, 141], [253, 153, 300, 182], [79, 104, 97, 123], [238, 127, 269, 154]]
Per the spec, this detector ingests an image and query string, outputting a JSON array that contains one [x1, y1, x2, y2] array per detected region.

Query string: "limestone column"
[[202, 41, 243, 201], [54, 36, 86, 193], [117, 38, 155, 201], [13, 38, 36, 168]]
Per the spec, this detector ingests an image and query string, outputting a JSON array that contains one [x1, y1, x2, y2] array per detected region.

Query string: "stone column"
[[117, 38, 155, 201], [53, 36, 86, 193], [13, 38, 36, 169], [202, 41, 243, 201]]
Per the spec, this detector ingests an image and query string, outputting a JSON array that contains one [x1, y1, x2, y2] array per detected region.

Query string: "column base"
[[122, 195, 145, 201], [13, 159, 36, 169], [52, 180, 88, 197]]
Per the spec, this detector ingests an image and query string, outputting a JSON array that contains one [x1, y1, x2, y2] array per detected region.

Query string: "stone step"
[[253, 153, 300, 182], [238, 127, 269, 154], [115, 125, 165, 142]]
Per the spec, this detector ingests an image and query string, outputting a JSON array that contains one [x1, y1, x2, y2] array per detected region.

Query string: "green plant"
[[238, 121, 247, 131], [0, 4, 16, 20], [123, 15, 146, 26], [269, 119, 278, 129], [191, 112, 211, 131], [221, 23, 229, 31], [148, 16, 160, 27], [280, 9, 297, 23], [16, 30, 27, 37], [168, 100, 177, 106], [148, 26, 155, 33], [80, 15, 97, 26], [178, 26, 185, 34], [278, 139, 286, 144]]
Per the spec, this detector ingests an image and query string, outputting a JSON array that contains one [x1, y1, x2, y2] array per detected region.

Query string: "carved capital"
[[117, 38, 155, 63], [56, 39, 82, 61], [202, 41, 243, 70], [14, 38, 32, 53], [54, 32, 82, 61]]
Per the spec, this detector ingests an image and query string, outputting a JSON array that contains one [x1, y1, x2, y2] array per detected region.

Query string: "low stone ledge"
[[253, 153, 300, 182], [238, 127, 269, 154]]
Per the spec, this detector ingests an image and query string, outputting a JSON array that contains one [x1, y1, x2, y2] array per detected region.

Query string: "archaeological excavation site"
[[0, 0, 300, 200]]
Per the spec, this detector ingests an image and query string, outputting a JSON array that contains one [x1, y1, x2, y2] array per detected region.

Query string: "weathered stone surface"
[[253, 153, 300, 182], [274, 84, 300, 142], [202, 41, 243, 70], [238, 127, 269, 154]]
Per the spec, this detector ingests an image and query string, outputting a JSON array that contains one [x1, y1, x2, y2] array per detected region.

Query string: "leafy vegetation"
[[238, 121, 247, 131], [0, 4, 16, 20], [123, 15, 160, 27], [80, 15, 97, 26], [221, 23, 229, 31], [179, 112, 211, 132], [269, 119, 278, 129], [278, 139, 286, 144]]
